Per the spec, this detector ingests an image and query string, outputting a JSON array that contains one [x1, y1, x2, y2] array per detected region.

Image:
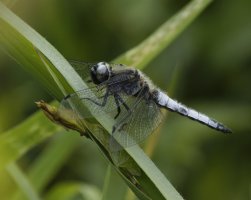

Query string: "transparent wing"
[[68, 61, 95, 85], [110, 95, 164, 151], [58, 86, 133, 121]]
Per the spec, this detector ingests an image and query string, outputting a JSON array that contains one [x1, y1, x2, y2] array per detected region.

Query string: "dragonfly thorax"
[[91, 62, 111, 84]]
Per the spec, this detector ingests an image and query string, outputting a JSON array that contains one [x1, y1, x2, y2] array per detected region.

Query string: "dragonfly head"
[[91, 62, 111, 84]]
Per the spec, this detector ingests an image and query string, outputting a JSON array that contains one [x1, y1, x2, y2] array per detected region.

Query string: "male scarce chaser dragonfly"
[[59, 61, 232, 149]]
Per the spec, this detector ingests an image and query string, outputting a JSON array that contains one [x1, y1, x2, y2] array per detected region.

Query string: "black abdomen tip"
[[217, 123, 232, 134]]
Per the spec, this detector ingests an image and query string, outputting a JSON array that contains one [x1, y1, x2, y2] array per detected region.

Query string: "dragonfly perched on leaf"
[[58, 61, 232, 150]]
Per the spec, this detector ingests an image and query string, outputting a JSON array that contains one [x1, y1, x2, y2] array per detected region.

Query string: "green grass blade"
[[28, 133, 80, 192], [7, 163, 41, 200], [11, 132, 81, 200], [0, 2, 75, 100], [101, 164, 112, 200], [44, 182, 101, 200], [115, 0, 213, 69], [0, 107, 61, 171]]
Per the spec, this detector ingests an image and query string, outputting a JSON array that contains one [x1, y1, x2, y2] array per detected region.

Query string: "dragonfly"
[[59, 61, 232, 149]]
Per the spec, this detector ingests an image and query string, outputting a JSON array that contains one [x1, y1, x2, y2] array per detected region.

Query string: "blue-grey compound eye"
[[96, 62, 109, 75]]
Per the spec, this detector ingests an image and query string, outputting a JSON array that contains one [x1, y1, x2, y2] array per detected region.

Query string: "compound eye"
[[96, 62, 109, 75]]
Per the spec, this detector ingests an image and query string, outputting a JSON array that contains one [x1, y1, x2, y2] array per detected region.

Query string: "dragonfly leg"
[[111, 109, 132, 133], [113, 95, 121, 119], [112, 86, 148, 134], [116, 94, 130, 112], [81, 90, 109, 107], [113, 93, 131, 119]]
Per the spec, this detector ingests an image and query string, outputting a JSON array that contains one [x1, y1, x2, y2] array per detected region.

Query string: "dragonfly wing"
[[110, 96, 164, 150], [58, 86, 132, 122], [69, 61, 94, 83]]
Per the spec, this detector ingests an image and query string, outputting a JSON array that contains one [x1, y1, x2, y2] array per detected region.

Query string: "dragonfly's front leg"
[[81, 89, 109, 107]]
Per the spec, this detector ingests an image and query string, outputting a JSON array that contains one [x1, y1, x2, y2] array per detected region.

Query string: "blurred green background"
[[0, 0, 251, 200]]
